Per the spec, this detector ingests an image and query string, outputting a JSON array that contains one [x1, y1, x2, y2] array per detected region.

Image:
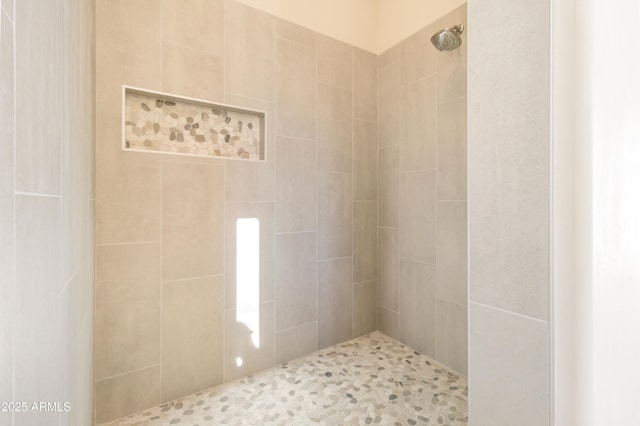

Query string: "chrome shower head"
[[431, 25, 465, 51]]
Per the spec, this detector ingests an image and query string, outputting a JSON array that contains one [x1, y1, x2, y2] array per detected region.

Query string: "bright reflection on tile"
[[236, 218, 260, 348]]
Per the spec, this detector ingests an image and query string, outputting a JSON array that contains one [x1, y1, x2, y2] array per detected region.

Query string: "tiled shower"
[[93, 1, 468, 422], [0, 0, 560, 424]]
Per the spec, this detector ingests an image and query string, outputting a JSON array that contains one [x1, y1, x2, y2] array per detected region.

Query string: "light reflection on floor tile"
[[112, 332, 468, 425]]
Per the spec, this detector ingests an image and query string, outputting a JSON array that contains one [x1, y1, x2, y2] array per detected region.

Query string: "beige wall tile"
[[318, 83, 352, 172], [224, 94, 275, 201], [318, 35, 353, 90], [276, 322, 317, 363], [437, 201, 467, 306], [398, 259, 436, 357], [469, 0, 549, 320], [470, 303, 549, 425], [378, 306, 399, 340], [162, 161, 224, 281], [399, 170, 436, 263], [353, 119, 377, 201], [400, 75, 437, 172], [96, 0, 162, 113], [162, 0, 224, 57], [438, 97, 467, 200], [95, 243, 161, 380], [353, 202, 377, 283], [353, 280, 377, 337], [276, 37, 316, 139], [377, 62, 399, 148], [95, 112, 162, 245], [275, 18, 316, 48], [318, 172, 353, 259], [94, 365, 161, 425], [275, 232, 317, 330], [378, 146, 399, 227], [162, 276, 223, 402], [225, 202, 275, 309], [378, 44, 400, 69], [276, 137, 317, 233], [318, 258, 353, 349], [377, 227, 398, 311], [401, 23, 437, 85], [224, 301, 275, 382], [14, 196, 61, 410], [436, 299, 468, 376], [353, 48, 377, 122], [162, 42, 224, 102], [224, 0, 275, 101], [437, 5, 467, 104]]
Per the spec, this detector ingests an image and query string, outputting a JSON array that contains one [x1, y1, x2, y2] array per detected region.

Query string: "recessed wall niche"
[[123, 86, 266, 161]]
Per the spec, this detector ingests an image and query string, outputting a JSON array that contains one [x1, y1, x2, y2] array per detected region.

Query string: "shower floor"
[[112, 332, 468, 425]]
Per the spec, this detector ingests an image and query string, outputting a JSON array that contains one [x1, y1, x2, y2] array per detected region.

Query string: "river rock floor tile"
[[111, 332, 467, 425]]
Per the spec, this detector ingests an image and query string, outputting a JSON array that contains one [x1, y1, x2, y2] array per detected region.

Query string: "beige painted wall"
[[235, 0, 465, 53], [236, 0, 378, 52]]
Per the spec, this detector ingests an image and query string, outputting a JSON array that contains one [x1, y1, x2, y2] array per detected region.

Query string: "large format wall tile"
[[401, 24, 437, 86], [400, 75, 437, 172], [225, 202, 275, 309], [438, 97, 467, 201], [318, 172, 353, 259], [436, 299, 468, 376], [353, 201, 377, 283], [15, 0, 63, 195], [162, 0, 224, 57], [275, 232, 317, 331], [318, 35, 352, 90], [224, 0, 275, 101], [378, 306, 399, 340], [14, 196, 61, 416], [96, 112, 162, 245], [353, 280, 377, 337], [94, 365, 161, 425], [224, 94, 275, 202], [378, 227, 398, 311], [318, 259, 353, 349], [276, 34, 316, 139], [398, 259, 436, 357], [470, 303, 549, 424], [95, 243, 161, 380], [224, 301, 276, 382], [399, 170, 436, 263], [162, 276, 223, 402], [437, 201, 468, 306], [162, 42, 224, 102], [0, 12, 14, 411], [353, 119, 377, 201], [318, 83, 353, 172], [469, 0, 550, 321], [96, 0, 161, 113], [437, 4, 468, 104], [377, 62, 399, 148], [378, 146, 399, 227], [276, 137, 317, 233], [276, 322, 317, 363], [353, 48, 377, 122], [162, 161, 224, 282]]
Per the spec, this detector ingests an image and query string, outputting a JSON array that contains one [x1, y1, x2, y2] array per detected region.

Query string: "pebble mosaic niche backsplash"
[[124, 89, 264, 161]]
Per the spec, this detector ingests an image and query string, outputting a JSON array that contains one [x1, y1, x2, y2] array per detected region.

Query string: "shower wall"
[[377, 5, 468, 376], [0, 0, 95, 424], [94, 0, 377, 423]]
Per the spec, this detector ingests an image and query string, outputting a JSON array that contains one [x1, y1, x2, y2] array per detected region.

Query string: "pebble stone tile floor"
[[111, 332, 468, 426]]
